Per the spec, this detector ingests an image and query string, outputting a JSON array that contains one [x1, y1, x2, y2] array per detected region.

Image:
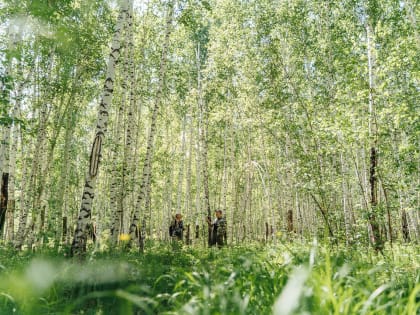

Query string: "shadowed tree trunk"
[[0, 173, 8, 236], [287, 210, 294, 233], [401, 210, 410, 242]]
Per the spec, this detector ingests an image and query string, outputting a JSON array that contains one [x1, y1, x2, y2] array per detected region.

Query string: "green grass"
[[0, 241, 418, 314]]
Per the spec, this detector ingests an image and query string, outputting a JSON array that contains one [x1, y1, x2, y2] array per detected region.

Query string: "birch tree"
[[129, 1, 174, 248], [71, 0, 130, 256], [366, 19, 383, 251]]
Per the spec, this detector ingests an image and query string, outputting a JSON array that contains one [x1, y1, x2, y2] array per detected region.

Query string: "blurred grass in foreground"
[[0, 241, 418, 314]]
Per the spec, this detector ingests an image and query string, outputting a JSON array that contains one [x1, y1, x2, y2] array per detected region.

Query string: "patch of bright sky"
[[1, 0, 149, 41], [108, 0, 149, 14], [0, 15, 54, 45]]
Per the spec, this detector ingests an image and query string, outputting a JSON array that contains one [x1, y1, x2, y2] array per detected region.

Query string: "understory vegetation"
[[0, 242, 418, 315]]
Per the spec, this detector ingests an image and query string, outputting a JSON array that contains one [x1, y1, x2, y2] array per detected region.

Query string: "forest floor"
[[0, 240, 418, 315]]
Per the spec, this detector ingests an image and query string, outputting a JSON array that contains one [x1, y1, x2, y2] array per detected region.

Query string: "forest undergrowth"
[[0, 240, 419, 315]]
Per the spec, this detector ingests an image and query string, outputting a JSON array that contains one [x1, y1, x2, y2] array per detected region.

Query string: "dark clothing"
[[210, 216, 227, 247], [169, 220, 184, 240]]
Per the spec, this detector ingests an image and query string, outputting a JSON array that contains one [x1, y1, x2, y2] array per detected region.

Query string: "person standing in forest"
[[169, 213, 184, 241], [207, 210, 227, 247]]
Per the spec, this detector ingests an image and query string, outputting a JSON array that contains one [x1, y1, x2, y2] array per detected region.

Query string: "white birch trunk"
[[4, 78, 23, 242], [230, 125, 237, 244], [0, 53, 15, 238], [184, 114, 193, 225], [195, 114, 202, 228], [129, 2, 173, 245], [195, 43, 213, 246], [14, 133, 31, 248], [366, 22, 382, 250], [110, 0, 135, 244], [176, 116, 187, 214], [109, 84, 126, 243], [120, 0, 137, 240], [71, 0, 129, 256], [220, 124, 228, 211], [14, 95, 50, 248], [340, 151, 352, 245]]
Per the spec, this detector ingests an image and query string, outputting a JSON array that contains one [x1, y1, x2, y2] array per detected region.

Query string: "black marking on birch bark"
[[103, 76, 114, 88], [99, 101, 107, 109], [85, 180, 94, 190], [89, 135, 102, 177], [104, 87, 114, 94], [81, 206, 90, 213], [82, 212, 90, 219], [80, 212, 90, 220], [111, 47, 121, 56], [99, 109, 109, 117], [83, 190, 95, 198]]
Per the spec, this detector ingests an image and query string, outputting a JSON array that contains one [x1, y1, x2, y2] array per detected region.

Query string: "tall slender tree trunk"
[[196, 43, 212, 245], [6, 126, 18, 242], [229, 116, 236, 245], [109, 98, 125, 242], [30, 65, 78, 246], [163, 125, 175, 238], [163, 141, 174, 241], [14, 133, 31, 248], [14, 94, 51, 249], [261, 137, 275, 243], [4, 77, 22, 242], [71, 0, 129, 256], [129, 1, 173, 247], [194, 108, 202, 241], [366, 23, 383, 252], [184, 113, 193, 226], [176, 116, 187, 214], [0, 174, 8, 238], [55, 93, 76, 243], [109, 0, 135, 244], [36, 67, 78, 245], [220, 123, 228, 211], [121, 0, 137, 240], [0, 61, 14, 238], [351, 149, 370, 212], [108, 68, 127, 244], [340, 151, 352, 245]]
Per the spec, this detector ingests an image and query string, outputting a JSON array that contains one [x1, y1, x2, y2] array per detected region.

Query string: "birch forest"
[[0, 0, 419, 314]]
